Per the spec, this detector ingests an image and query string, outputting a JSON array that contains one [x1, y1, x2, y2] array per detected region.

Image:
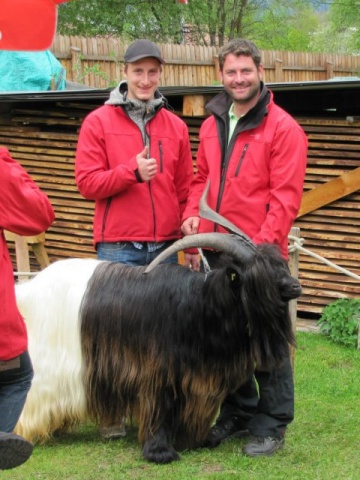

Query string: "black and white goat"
[[14, 185, 301, 464]]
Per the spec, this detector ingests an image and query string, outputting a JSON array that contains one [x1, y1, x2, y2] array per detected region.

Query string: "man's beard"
[[231, 83, 260, 105]]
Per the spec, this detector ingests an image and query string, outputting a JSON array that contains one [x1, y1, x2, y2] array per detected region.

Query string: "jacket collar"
[[105, 80, 166, 112], [206, 82, 271, 125]]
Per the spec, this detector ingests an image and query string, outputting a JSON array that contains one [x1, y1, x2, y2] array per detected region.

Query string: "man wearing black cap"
[[75, 40, 197, 436], [76, 38, 195, 267]]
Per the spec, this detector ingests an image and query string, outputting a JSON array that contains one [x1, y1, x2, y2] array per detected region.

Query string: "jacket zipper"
[[146, 121, 157, 241], [158, 140, 163, 172], [234, 143, 249, 176], [216, 161, 228, 230]]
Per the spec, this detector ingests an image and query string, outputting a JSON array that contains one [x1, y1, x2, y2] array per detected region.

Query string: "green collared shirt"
[[228, 103, 241, 144]]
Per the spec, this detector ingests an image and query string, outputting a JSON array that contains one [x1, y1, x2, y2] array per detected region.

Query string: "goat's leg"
[[142, 426, 179, 464], [138, 386, 181, 464]]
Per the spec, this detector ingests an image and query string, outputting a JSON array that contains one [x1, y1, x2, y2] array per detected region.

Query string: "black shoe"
[[243, 435, 284, 457], [203, 416, 249, 449], [0, 432, 34, 470]]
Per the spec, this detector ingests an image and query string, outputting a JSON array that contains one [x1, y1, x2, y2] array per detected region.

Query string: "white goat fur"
[[15, 258, 101, 442]]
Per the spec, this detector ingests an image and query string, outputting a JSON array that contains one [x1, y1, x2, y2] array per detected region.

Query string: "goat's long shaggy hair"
[[80, 261, 254, 452], [14, 259, 100, 442], [15, 249, 297, 463]]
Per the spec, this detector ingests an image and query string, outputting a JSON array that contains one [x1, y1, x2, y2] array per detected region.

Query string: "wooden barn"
[[1, 79, 360, 317]]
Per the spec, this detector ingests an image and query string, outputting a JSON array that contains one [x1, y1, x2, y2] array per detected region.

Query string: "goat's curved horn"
[[144, 233, 255, 273], [200, 181, 256, 251]]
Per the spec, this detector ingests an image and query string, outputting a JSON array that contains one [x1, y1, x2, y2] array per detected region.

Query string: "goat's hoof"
[[142, 441, 180, 464]]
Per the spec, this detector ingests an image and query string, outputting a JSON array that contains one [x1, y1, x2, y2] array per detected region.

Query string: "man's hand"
[[184, 253, 200, 271], [136, 146, 158, 182], [181, 217, 201, 271], [181, 216, 200, 236]]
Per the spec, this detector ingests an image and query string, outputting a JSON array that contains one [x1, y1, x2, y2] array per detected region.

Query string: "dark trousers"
[[0, 350, 33, 432], [219, 355, 294, 437], [202, 250, 294, 438]]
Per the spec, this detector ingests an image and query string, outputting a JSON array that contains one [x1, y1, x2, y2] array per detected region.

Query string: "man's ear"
[[258, 63, 264, 81]]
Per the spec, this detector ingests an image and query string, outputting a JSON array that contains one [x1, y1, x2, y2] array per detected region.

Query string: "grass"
[[3, 332, 360, 480]]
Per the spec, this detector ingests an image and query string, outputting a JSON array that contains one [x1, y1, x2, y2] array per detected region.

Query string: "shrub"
[[317, 298, 360, 348]]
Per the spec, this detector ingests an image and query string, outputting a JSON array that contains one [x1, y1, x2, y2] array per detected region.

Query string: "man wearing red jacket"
[[0, 0, 62, 469], [0, 148, 55, 469], [182, 38, 308, 457], [76, 40, 194, 267]]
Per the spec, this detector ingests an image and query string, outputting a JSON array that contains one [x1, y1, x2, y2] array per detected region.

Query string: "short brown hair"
[[218, 39, 261, 71]]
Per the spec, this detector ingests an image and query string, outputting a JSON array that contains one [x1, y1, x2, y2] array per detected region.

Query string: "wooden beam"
[[4, 233, 30, 282], [182, 95, 209, 117], [298, 167, 360, 217], [4, 231, 50, 274]]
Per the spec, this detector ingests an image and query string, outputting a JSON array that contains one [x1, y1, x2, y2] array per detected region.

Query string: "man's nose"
[[141, 73, 151, 84], [234, 72, 245, 82]]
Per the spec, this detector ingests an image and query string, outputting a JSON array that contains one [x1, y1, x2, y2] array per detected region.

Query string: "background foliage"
[[318, 298, 360, 348], [57, 0, 360, 54]]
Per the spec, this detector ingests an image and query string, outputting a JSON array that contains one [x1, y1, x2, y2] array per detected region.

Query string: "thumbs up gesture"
[[136, 146, 158, 182]]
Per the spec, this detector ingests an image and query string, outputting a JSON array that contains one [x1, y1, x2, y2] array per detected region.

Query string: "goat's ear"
[[225, 267, 241, 287]]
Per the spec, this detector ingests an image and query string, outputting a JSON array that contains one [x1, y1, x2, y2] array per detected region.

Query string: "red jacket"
[[0, 147, 55, 360], [75, 103, 193, 246], [182, 86, 308, 259]]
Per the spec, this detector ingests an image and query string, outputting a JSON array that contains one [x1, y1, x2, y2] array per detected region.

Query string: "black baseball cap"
[[124, 39, 165, 64]]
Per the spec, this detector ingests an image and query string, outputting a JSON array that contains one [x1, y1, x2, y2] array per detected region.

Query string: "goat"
[[14, 185, 301, 464]]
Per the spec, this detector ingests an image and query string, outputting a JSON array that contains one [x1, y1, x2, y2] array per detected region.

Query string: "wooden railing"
[[4, 231, 50, 281]]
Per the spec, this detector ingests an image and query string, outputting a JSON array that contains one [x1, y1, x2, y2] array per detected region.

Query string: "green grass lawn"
[[3, 332, 360, 480]]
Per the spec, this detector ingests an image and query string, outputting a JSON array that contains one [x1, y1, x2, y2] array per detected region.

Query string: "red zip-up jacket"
[[182, 86, 308, 259], [0, 147, 55, 360], [75, 102, 193, 247]]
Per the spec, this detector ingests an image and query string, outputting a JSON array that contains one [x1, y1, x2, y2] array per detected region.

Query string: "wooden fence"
[[51, 35, 360, 88]]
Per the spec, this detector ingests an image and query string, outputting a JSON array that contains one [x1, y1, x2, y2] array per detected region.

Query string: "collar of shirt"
[[228, 103, 241, 144]]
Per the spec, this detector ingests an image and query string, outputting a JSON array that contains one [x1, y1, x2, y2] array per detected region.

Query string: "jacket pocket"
[[101, 198, 112, 242], [234, 143, 249, 177], [158, 140, 163, 173]]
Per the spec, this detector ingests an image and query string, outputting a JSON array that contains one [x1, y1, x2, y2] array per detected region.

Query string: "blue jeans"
[[96, 241, 178, 266], [0, 350, 33, 432]]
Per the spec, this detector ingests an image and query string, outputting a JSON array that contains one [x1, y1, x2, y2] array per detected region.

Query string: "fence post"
[[288, 226, 300, 369], [326, 61, 334, 79], [213, 55, 220, 83], [275, 58, 283, 82], [71, 46, 81, 83]]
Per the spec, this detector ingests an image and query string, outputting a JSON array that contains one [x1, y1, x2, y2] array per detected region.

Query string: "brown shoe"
[[243, 435, 284, 456], [0, 432, 33, 470]]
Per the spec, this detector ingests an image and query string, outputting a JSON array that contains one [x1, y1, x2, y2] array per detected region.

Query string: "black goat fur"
[[79, 244, 298, 463]]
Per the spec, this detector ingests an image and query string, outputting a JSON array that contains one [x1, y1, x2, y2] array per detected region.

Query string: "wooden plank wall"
[[1, 102, 360, 315], [295, 118, 360, 314], [0, 103, 96, 263], [51, 35, 360, 88]]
